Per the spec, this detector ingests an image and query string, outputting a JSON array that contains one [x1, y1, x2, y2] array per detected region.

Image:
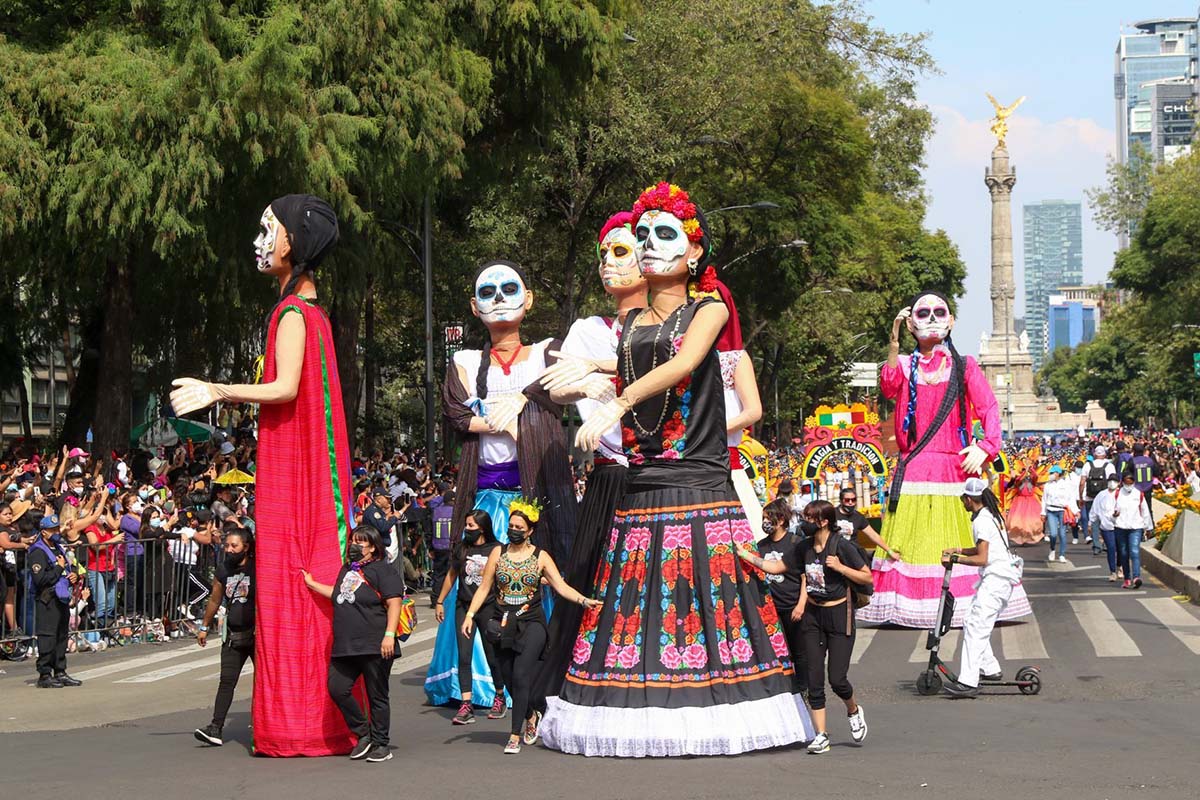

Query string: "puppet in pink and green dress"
[[857, 291, 1031, 628]]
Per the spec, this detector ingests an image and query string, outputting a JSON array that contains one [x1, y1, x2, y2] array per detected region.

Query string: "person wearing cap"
[[942, 477, 1023, 698], [27, 513, 85, 688], [362, 489, 398, 560], [1080, 446, 1117, 556], [1040, 464, 1079, 563]]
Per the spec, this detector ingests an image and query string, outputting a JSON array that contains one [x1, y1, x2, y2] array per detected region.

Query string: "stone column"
[[984, 145, 1017, 341]]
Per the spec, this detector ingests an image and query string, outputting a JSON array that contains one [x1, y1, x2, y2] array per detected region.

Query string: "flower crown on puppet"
[[633, 183, 704, 242], [508, 497, 544, 524]]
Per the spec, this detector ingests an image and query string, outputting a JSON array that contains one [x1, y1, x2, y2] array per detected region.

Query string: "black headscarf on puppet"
[[266, 193, 340, 321], [887, 288, 968, 512], [471, 259, 532, 402]]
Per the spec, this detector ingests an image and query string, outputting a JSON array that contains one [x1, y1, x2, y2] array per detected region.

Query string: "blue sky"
[[862, 0, 1199, 355]]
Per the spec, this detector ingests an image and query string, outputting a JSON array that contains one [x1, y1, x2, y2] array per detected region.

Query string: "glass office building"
[[1023, 201, 1083, 370]]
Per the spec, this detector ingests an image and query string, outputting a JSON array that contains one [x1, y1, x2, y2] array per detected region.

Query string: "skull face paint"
[[473, 265, 528, 325], [907, 293, 953, 343], [635, 210, 690, 277], [254, 206, 281, 272], [598, 225, 645, 293]]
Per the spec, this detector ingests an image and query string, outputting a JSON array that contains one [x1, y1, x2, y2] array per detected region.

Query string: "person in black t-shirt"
[[753, 498, 808, 694], [434, 508, 506, 725], [303, 525, 405, 763], [738, 499, 872, 754], [835, 487, 898, 562], [194, 527, 255, 747]]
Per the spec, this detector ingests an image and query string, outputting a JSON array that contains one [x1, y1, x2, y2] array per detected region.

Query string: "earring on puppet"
[[687, 257, 699, 276]]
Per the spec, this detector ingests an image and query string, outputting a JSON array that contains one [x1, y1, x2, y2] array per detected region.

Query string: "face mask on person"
[[1121, 485, 1134, 495], [1107, 480, 1119, 491], [150, 518, 164, 528], [508, 528, 529, 545], [761, 519, 776, 535], [347, 543, 366, 562], [464, 527, 481, 542], [49, 532, 63, 545], [799, 520, 819, 537], [139, 489, 151, 500], [72, 486, 84, 496], [224, 551, 246, 570]]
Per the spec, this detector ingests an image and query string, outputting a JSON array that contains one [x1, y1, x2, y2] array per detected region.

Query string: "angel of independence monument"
[[975, 94, 1116, 434]]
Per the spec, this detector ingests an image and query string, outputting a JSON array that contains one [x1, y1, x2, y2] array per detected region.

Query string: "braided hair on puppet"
[[471, 259, 531, 402], [889, 289, 969, 512], [263, 194, 340, 325]]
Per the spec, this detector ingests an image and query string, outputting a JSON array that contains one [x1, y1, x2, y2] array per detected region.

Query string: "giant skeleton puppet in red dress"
[[171, 195, 358, 756]]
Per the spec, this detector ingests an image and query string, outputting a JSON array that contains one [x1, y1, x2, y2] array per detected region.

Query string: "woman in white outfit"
[[942, 477, 1023, 698]]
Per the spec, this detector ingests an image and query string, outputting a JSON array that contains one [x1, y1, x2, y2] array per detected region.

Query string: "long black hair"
[[472, 259, 530, 401], [452, 508, 496, 575], [889, 289, 969, 511]]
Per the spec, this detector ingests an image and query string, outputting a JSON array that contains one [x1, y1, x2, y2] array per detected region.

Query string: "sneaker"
[[1122, 579, 1132, 589], [504, 735, 522, 755], [487, 696, 507, 719], [807, 732, 831, 754], [944, 680, 979, 698], [1117, 568, 1124, 580], [365, 744, 392, 763], [1085, 535, 1094, 544], [847, 705, 868, 744], [980, 671, 1002, 682], [1133, 577, 1142, 589], [36, 675, 63, 689], [1108, 572, 1117, 582], [1072, 538, 1079, 545], [55, 673, 82, 687], [522, 710, 543, 746], [194, 724, 224, 746], [452, 701, 475, 725], [349, 737, 373, 760]]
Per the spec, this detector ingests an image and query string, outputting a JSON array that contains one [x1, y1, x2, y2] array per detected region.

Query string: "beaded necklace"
[[621, 303, 686, 438]]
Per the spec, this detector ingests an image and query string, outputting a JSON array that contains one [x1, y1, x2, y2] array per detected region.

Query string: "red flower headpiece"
[[632, 182, 704, 243]]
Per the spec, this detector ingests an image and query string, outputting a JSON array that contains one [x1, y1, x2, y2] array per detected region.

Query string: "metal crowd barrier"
[[0, 536, 218, 660]]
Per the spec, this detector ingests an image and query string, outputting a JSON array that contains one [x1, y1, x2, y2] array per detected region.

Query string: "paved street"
[[4, 538, 1199, 800]]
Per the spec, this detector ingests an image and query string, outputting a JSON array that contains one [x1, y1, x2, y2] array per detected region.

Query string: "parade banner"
[[800, 402, 888, 479]]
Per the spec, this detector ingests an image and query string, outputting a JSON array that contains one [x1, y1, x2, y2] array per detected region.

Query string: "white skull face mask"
[[598, 226, 644, 293], [907, 293, 953, 343], [635, 210, 691, 277], [254, 206, 281, 272], [473, 264, 528, 325]]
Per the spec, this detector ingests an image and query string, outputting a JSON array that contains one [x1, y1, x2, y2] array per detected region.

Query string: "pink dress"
[[857, 346, 1031, 627]]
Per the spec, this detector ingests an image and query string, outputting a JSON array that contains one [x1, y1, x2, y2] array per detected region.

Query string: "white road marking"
[[1028, 591, 1146, 598], [1139, 598, 1200, 655], [69, 646, 206, 681], [910, 629, 958, 663], [1070, 600, 1142, 657], [850, 627, 876, 665], [1000, 618, 1049, 660], [114, 653, 222, 683]]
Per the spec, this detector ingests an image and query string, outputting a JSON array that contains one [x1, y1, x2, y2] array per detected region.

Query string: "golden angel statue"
[[986, 93, 1025, 147]]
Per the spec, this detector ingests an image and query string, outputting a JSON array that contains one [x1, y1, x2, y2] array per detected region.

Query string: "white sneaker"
[[1047, 553, 1057, 563], [807, 732, 831, 754], [1085, 536, 1094, 544], [848, 705, 868, 744], [1072, 538, 1079, 545], [1108, 572, 1117, 582]]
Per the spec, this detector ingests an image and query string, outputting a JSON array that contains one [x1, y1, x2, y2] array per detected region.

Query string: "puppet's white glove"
[[577, 374, 617, 404], [959, 444, 988, 476], [170, 378, 219, 415], [486, 394, 526, 440], [575, 398, 629, 452], [539, 351, 599, 392]]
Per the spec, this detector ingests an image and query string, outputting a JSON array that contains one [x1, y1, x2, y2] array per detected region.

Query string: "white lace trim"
[[540, 693, 814, 757]]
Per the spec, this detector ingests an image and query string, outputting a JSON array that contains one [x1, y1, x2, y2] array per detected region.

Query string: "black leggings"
[[328, 653, 395, 747], [778, 607, 808, 693], [801, 601, 856, 711], [211, 637, 254, 728], [497, 623, 547, 736], [456, 602, 504, 698]]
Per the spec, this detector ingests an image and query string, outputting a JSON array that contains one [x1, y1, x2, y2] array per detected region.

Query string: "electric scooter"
[[915, 562, 1042, 696]]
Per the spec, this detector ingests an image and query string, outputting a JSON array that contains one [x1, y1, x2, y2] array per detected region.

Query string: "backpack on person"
[[1085, 463, 1109, 499]]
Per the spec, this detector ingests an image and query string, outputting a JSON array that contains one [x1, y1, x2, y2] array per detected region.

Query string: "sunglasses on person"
[[841, 495, 857, 505]]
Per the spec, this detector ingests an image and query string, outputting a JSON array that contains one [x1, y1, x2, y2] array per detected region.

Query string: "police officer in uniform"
[[362, 489, 398, 561], [27, 514, 84, 688]]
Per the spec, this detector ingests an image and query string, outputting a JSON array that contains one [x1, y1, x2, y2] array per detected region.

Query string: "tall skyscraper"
[[1023, 200, 1082, 370], [1047, 287, 1101, 355], [1114, 18, 1198, 247]]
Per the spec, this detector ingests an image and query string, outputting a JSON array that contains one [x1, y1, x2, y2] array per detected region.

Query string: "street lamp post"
[[1004, 293, 1013, 439], [423, 192, 435, 463]]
